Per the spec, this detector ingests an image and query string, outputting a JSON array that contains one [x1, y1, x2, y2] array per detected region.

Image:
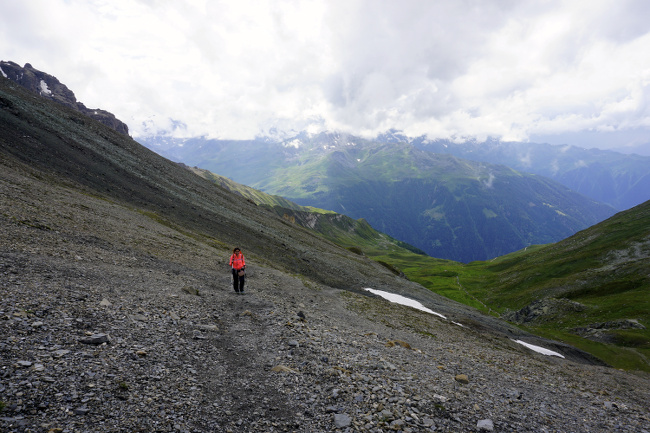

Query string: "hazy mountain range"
[[138, 132, 618, 262], [377, 130, 650, 211]]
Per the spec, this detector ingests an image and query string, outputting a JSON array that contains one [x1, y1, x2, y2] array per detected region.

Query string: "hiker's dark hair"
[[233, 247, 241, 253]]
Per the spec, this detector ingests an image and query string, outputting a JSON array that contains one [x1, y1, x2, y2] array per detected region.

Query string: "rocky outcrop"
[[503, 299, 647, 346], [502, 298, 588, 324], [573, 319, 647, 344], [0, 61, 129, 135], [588, 319, 646, 330]]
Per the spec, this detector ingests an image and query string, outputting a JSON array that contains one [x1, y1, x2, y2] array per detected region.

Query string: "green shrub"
[[347, 246, 364, 255], [377, 260, 401, 276]]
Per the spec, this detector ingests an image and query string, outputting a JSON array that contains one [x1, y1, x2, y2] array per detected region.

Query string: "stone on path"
[[79, 333, 110, 345], [271, 365, 298, 373], [455, 374, 469, 384], [99, 298, 112, 307], [333, 413, 351, 428], [477, 419, 494, 431]]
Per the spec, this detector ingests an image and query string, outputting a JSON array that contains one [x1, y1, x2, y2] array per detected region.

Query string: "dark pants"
[[232, 269, 245, 292]]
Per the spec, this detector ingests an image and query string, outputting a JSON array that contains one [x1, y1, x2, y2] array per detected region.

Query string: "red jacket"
[[229, 253, 246, 270]]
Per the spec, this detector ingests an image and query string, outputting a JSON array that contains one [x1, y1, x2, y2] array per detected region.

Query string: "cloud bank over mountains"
[[2, 0, 650, 152]]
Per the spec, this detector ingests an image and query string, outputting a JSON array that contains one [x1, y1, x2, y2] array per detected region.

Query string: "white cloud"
[[2, 0, 650, 148]]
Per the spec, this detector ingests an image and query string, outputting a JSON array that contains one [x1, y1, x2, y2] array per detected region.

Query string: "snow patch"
[[0, 66, 7, 78], [364, 289, 565, 358], [364, 288, 447, 319], [512, 340, 565, 358], [39, 80, 52, 96]]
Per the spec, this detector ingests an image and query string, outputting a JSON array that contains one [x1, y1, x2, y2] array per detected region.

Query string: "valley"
[[139, 133, 617, 262]]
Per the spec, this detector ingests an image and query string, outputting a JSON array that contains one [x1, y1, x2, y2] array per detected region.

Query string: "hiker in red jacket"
[[229, 247, 246, 294]]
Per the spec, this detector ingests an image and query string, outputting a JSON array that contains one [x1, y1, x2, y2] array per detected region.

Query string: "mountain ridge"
[[0, 60, 129, 136], [375, 131, 650, 211]]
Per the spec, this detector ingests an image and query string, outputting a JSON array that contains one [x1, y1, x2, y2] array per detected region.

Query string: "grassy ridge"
[[190, 166, 427, 256], [369, 202, 650, 372]]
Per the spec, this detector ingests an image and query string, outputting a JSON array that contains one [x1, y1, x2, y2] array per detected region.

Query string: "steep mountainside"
[[377, 132, 650, 211], [392, 197, 650, 371], [0, 60, 129, 135], [187, 165, 428, 256], [2, 73, 650, 432], [0, 79, 393, 292], [141, 133, 616, 262], [476, 199, 650, 369]]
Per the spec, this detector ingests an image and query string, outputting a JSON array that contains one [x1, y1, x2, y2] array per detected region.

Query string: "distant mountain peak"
[[0, 60, 129, 136]]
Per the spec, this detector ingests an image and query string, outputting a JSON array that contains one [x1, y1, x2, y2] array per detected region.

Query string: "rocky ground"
[[2, 161, 650, 433]]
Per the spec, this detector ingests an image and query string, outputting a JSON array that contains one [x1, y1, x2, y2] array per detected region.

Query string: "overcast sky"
[[2, 0, 650, 153]]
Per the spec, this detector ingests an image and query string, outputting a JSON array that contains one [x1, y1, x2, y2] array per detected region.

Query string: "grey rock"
[[73, 407, 90, 415], [79, 333, 110, 345], [53, 349, 71, 358], [477, 419, 494, 431], [182, 286, 200, 296], [0, 61, 129, 135], [99, 298, 112, 307], [333, 413, 351, 428], [503, 298, 587, 324]]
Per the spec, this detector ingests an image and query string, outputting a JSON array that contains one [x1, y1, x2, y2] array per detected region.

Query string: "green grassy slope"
[[187, 167, 315, 212], [189, 166, 427, 258], [379, 201, 650, 371], [470, 200, 650, 371]]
